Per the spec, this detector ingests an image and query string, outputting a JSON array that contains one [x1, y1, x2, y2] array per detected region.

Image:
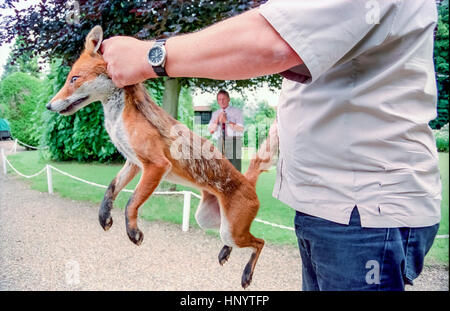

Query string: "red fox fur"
[[47, 26, 279, 289]]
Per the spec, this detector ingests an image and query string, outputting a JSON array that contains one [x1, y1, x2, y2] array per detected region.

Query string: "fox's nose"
[[46, 103, 52, 111]]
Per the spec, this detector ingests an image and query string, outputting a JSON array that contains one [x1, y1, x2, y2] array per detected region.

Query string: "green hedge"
[[435, 123, 449, 152], [430, 0, 449, 129], [0, 72, 44, 146]]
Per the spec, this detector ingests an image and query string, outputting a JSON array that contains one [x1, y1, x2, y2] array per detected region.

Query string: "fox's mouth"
[[60, 96, 90, 114]]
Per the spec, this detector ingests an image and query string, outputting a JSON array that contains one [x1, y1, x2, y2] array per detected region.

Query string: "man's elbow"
[[271, 40, 303, 70]]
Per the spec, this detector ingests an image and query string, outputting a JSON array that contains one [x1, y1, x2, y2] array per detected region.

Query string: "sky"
[[0, 43, 12, 77], [0, 0, 41, 77]]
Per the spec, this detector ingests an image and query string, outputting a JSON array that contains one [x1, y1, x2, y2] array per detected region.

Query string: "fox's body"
[[47, 26, 278, 288]]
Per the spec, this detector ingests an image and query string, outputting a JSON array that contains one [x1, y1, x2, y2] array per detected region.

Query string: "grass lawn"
[[4, 150, 449, 265]]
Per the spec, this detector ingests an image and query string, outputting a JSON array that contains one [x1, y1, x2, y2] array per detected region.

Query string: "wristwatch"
[[148, 39, 168, 77]]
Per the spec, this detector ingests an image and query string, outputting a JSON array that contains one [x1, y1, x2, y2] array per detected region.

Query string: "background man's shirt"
[[208, 106, 244, 139], [260, 0, 441, 228]]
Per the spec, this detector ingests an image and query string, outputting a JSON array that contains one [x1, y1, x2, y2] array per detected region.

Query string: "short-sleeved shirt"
[[208, 106, 244, 139], [259, 0, 441, 228]]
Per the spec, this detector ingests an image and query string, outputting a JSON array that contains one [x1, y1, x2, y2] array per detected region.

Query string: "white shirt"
[[208, 106, 244, 139], [260, 0, 441, 228]]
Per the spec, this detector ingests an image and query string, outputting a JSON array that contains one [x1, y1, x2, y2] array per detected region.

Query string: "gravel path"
[[0, 142, 448, 291], [0, 170, 303, 291]]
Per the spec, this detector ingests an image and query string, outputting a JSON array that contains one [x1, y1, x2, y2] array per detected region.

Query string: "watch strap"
[[152, 38, 168, 77], [155, 38, 166, 46], [153, 66, 168, 76]]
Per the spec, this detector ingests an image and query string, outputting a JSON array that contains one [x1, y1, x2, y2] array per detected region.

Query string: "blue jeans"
[[294, 207, 439, 291]]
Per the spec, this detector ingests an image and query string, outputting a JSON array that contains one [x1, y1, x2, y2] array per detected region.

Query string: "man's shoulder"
[[229, 106, 243, 113]]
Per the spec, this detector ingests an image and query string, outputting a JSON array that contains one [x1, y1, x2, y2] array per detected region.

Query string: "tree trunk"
[[161, 77, 181, 191], [162, 77, 181, 119]]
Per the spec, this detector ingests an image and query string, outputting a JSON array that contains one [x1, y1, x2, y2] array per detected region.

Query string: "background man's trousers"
[[218, 136, 242, 172]]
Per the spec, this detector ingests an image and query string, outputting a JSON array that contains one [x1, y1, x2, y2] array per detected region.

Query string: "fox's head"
[[46, 26, 113, 115]]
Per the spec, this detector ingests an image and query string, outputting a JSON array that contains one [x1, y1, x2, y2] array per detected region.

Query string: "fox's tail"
[[244, 121, 279, 187]]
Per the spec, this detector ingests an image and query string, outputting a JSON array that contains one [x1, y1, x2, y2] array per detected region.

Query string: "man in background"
[[208, 90, 244, 172]]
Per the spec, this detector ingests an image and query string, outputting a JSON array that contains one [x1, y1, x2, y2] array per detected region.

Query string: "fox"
[[46, 26, 279, 289]]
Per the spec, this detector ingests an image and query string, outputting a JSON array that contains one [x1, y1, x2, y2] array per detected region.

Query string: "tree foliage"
[[0, 72, 44, 146], [1, 38, 41, 79], [0, 0, 283, 162], [208, 97, 276, 148], [0, 0, 280, 92], [430, 0, 449, 129]]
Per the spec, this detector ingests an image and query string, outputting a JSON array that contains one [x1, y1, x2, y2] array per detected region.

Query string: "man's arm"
[[102, 8, 303, 88], [229, 122, 244, 133], [208, 111, 220, 134], [229, 109, 244, 133]]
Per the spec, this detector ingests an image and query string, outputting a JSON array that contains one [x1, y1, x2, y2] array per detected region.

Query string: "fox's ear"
[[85, 25, 103, 55]]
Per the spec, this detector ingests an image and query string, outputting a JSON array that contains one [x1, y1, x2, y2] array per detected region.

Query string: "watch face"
[[149, 46, 164, 66]]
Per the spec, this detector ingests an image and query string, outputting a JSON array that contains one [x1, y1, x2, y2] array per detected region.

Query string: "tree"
[[1, 38, 41, 79], [0, 0, 281, 118], [0, 0, 283, 162], [430, 0, 449, 129], [246, 100, 276, 148]]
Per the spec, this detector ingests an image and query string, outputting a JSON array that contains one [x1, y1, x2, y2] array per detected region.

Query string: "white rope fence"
[[3, 138, 49, 154], [2, 147, 448, 239], [13, 138, 49, 150], [1, 147, 292, 233]]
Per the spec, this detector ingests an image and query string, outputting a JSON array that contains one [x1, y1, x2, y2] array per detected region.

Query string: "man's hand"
[[218, 112, 227, 124], [101, 37, 154, 88]]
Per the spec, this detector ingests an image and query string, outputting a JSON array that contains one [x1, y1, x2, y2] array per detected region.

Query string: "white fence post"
[[1, 148, 6, 175], [182, 191, 191, 232], [13, 139, 17, 153], [46, 165, 53, 194]]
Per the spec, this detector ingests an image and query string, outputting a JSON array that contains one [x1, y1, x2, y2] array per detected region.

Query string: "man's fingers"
[[100, 42, 106, 55], [100, 38, 111, 58], [113, 79, 124, 89], [106, 63, 123, 88], [113, 75, 124, 88], [102, 38, 125, 88], [99, 36, 152, 87], [106, 62, 114, 79]]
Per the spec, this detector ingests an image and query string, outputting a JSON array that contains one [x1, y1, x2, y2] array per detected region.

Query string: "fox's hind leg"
[[99, 160, 140, 231], [218, 245, 233, 265], [195, 190, 221, 229], [195, 191, 234, 265], [220, 189, 264, 289]]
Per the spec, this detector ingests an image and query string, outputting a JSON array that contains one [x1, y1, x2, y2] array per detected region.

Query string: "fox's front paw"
[[99, 213, 113, 231]]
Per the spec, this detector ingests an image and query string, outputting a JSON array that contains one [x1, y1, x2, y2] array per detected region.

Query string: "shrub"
[[435, 123, 449, 152], [0, 72, 44, 146]]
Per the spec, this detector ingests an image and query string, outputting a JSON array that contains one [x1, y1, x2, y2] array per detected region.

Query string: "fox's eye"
[[70, 76, 80, 83]]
